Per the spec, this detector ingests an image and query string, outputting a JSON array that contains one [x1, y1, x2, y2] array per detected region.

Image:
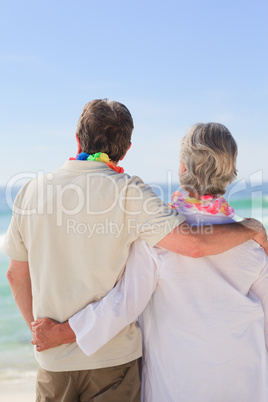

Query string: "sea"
[[0, 180, 268, 382]]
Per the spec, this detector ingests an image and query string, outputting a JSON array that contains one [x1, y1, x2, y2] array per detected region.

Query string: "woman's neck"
[[188, 192, 219, 200]]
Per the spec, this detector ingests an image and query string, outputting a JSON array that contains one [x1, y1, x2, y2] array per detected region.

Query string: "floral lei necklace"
[[69, 152, 124, 173], [169, 191, 235, 217]]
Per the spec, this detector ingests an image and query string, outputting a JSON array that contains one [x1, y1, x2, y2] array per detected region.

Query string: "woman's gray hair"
[[179, 123, 238, 197]]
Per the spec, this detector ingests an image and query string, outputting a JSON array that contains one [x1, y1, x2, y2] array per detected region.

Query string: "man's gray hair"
[[179, 122, 238, 197]]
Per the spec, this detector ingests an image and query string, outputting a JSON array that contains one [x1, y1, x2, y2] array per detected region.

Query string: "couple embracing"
[[4, 99, 268, 402]]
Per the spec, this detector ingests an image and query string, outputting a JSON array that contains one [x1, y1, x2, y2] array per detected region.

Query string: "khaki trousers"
[[36, 358, 141, 402]]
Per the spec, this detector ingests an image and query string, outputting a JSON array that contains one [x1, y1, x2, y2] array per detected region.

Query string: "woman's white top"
[[69, 212, 268, 402]]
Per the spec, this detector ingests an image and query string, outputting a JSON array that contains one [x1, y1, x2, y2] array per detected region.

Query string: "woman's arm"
[[32, 239, 159, 355], [250, 261, 268, 352]]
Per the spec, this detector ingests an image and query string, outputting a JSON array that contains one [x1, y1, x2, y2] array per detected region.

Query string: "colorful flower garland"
[[169, 191, 235, 217], [69, 152, 124, 173]]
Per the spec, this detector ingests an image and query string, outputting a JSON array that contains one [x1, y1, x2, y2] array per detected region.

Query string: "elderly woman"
[[33, 123, 268, 402]]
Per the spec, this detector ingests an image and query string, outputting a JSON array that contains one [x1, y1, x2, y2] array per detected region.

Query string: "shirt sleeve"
[[2, 214, 28, 261], [250, 261, 268, 352], [69, 238, 159, 356], [2, 185, 29, 261], [124, 176, 186, 247]]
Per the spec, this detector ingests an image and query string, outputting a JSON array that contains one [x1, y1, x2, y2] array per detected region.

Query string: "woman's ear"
[[178, 161, 186, 192], [179, 161, 186, 175]]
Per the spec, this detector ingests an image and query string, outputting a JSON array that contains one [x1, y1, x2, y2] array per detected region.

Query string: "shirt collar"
[[59, 160, 112, 172]]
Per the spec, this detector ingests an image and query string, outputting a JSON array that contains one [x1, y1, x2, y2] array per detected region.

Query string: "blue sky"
[[1, 0, 267, 187]]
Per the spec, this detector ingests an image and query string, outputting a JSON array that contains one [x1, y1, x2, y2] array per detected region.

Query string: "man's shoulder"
[[123, 174, 145, 186], [12, 169, 61, 208], [13, 177, 38, 203], [124, 175, 160, 196]]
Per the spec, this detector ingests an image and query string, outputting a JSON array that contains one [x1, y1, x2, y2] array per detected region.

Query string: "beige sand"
[[0, 375, 36, 402]]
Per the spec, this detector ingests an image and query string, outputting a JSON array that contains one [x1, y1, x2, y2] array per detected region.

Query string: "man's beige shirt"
[[3, 161, 185, 371]]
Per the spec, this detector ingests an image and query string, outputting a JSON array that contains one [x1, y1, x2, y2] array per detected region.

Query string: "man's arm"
[[31, 318, 75, 350], [158, 219, 268, 258], [32, 239, 158, 354], [6, 259, 34, 330]]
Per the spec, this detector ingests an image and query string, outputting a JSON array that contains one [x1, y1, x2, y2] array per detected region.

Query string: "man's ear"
[[76, 134, 82, 154], [120, 142, 132, 161]]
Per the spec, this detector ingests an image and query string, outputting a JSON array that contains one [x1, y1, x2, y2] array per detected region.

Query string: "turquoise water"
[[0, 182, 268, 379]]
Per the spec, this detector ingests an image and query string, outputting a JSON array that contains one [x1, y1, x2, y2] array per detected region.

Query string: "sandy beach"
[[0, 375, 36, 402]]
